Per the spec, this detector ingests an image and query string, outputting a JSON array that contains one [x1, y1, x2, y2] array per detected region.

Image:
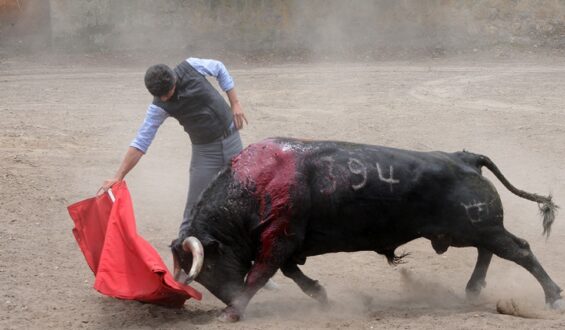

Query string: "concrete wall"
[[48, 0, 295, 54], [4, 0, 565, 56]]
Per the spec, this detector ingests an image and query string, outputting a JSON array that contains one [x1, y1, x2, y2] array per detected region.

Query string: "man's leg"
[[221, 131, 243, 163], [178, 132, 243, 235], [179, 141, 224, 235]]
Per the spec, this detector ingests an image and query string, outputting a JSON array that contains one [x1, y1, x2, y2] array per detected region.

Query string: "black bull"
[[171, 138, 561, 322]]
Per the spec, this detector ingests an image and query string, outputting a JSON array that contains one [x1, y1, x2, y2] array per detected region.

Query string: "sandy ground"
[[1, 51, 565, 329]]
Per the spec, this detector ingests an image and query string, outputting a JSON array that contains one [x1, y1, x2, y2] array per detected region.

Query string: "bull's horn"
[[181, 236, 204, 284], [172, 249, 184, 282]]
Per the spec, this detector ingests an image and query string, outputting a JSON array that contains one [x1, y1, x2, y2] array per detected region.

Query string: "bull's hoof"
[[465, 290, 480, 300], [307, 282, 329, 306], [465, 280, 486, 300], [549, 299, 565, 311], [218, 307, 241, 323]]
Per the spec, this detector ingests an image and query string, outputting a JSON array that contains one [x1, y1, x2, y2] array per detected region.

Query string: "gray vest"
[[153, 61, 233, 145]]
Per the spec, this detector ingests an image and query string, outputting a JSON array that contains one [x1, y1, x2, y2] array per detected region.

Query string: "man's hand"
[[226, 88, 248, 130], [232, 103, 248, 130], [97, 147, 144, 196], [97, 178, 120, 196]]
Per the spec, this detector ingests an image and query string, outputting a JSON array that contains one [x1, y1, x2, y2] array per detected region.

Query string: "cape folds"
[[67, 181, 201, 307]]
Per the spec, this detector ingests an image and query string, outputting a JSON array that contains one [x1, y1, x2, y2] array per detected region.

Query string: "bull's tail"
[[471, 153, 558, 237]]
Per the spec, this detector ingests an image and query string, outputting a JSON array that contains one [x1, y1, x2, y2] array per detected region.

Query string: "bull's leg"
[[219, 212, 305, 322], [483, 229, 563, 307], [218, 261, 279, 322], [465, 247, 493, 299], [281, 262, 328, 305], [219, 263, 277, 322]]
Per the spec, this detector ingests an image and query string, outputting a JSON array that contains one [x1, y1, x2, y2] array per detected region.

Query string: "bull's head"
[[171, 236, 248, 306]]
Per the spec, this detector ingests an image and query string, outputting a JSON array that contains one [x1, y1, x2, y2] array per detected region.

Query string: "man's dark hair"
[[144, 64, 176, 97]]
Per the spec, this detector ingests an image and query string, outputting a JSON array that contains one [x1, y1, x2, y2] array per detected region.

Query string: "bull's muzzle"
[[173, 236, 204, 285]]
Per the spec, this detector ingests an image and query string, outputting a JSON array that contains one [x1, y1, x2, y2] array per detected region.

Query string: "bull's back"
[[291, 139, 488, 255], [230, 138, 492, 255]]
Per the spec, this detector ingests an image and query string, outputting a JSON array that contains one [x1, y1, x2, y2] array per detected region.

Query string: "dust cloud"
[[496, 298, 556, 319], [398, 268, 464, 308]]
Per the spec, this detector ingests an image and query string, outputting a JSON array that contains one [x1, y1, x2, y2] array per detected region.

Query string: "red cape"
[[67, 181, 201, 307]]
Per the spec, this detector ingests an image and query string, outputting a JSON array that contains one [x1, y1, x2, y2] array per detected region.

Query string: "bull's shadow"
[[94, 297, 219, 328]]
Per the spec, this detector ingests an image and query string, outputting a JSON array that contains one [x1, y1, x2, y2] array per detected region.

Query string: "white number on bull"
[[376, 162, 400, 192], [319, 156, 337, 194], [348, 158, 367, 190]]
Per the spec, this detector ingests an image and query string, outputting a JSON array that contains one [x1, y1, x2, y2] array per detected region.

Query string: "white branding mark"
[[461, 201, 488, 223]]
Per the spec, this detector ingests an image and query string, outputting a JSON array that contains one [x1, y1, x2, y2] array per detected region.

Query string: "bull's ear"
[[170, 238, 180, 248], [204, 239, 224, 255], [170, 238, 182, 252]]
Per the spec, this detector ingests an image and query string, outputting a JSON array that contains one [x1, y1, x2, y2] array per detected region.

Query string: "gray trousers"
[[178, 131, 243, 235]]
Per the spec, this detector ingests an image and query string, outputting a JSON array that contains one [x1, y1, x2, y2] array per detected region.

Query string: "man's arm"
[[187, 57, 248, 129], [99, 146, 144, 194], [187, 57, 234, 91], [98, 104, 168, 195]]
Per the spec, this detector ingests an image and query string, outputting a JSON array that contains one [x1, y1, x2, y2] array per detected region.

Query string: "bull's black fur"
[[173, 138, 562, 322]]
